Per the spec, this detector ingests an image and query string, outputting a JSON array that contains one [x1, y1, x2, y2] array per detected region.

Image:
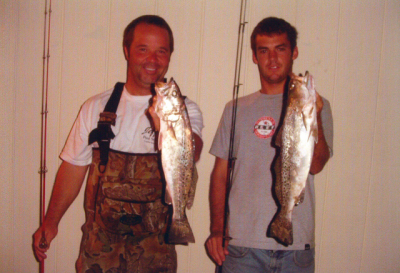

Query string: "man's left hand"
[[147, 96, 160, 131], [315, 91, 324, 114]]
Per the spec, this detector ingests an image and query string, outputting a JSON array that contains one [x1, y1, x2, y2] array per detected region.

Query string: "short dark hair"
[[123, 15, 174, 53], [251, 17, 298, 53]]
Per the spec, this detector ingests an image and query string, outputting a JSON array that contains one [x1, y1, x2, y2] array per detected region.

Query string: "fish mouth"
[[155, 77, 175, 96], [303, 71, 315, 91], [291, 71, 312, 86]]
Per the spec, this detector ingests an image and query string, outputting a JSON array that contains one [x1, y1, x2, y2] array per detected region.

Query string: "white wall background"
[[1, 0, 400, 272]]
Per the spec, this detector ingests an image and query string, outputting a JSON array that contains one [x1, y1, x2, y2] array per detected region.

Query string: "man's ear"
[[252, 51, 258, 64], [123, 46, 129, 61], [292, 46, 298, 60]]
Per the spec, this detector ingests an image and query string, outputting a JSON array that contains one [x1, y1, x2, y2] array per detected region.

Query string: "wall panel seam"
[[105, 0, 112, 89], [189, 3, 207, 271], [317, 1, 342, 270], [196, 0, 206, 107], [359, 1, 387, 271], [154, 0, 159, 15], [57, 0, 67, 159], [54, 0, 68, 270], [11, 1, 19, 271], [243, 0, 252, 96]]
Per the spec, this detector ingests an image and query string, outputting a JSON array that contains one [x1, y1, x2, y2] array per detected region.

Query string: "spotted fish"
[[268, 71, 318, 246], [154, 78, 196, 244]]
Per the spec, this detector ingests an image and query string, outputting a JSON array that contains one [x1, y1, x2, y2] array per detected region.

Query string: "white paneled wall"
[[1, 1, 400, 272], [360, 1, 400, 272]]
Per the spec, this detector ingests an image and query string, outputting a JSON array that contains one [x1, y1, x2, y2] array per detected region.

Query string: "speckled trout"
[[269, 71, 318, 246], [155, 78, 196, 244]]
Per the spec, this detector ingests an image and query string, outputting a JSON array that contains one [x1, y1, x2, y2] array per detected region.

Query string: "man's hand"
[[31, 162, 88, 262], [32, 223, 58, 262], [310, 90, 330, 174], [147, 95, 161, 132], [206, 234, 229, 266], [207, 157, 230, 265], [315, 91, 324, 114]]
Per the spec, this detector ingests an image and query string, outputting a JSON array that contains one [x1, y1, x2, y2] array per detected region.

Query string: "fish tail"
[[168, 216, 195, 244], [268, 212, 293, 246]]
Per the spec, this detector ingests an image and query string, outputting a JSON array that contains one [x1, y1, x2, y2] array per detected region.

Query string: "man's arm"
[[33, 161, 89, 262], [310, 92, 331, 174], [205, 157, 229, 266]]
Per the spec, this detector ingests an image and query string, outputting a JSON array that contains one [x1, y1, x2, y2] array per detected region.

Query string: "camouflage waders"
[[76, 148, 177, 273]]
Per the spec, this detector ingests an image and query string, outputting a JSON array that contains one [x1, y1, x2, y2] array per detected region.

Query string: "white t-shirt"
[[60, 86, 204, 166]]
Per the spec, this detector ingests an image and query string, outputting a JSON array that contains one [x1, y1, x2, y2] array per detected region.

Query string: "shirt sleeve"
[[209, 102, 233, 160], [185, 97, 204, 139], [59, 102, 95, 166]]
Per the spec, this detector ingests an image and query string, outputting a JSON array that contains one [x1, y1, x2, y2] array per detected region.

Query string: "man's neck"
[[260, 80, 286, 95], [124, 81, 152, 96]]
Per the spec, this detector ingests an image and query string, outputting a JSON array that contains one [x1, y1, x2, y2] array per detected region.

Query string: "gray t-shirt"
[[210, 91, 333, 250]]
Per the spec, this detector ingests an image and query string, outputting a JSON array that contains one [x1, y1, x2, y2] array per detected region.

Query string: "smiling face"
[[252, 33, 298, 93], [124, 23, 171, 95]]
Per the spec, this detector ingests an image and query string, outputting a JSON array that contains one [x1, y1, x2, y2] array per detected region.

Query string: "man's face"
[[252, 33, 298, 85], [124, 23, 171, 94]]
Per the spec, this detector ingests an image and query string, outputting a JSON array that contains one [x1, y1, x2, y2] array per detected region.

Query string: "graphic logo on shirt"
[[254, 116, 276, 139], [142, 127, 156, 144]]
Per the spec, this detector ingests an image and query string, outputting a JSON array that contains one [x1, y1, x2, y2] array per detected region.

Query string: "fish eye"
[[172, 90, 177, 97]]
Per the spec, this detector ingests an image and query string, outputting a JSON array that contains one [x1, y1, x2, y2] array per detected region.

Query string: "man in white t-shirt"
[[33, 15, 204, 273], [206, 17, 333, 273]]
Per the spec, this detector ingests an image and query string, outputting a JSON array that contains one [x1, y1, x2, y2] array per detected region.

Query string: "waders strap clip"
[[88, 82, 124, 172]]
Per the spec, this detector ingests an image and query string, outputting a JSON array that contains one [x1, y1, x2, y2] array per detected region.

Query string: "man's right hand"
[[32, 224, 58, 262], [206, 234, 229, 266]]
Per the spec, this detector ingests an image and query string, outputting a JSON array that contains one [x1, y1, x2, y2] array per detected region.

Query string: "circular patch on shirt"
[[254, 116, 276, 139]]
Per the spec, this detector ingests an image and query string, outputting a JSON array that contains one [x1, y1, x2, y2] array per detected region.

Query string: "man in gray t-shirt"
[[206, 17, 333, 273]]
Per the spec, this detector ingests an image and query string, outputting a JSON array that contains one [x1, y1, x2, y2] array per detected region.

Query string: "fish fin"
[[312, 119, 318, 143], [296, 188, 306, 205], [186, 166, 198, 210], [164, 184, 173, 205], [167, 215, 195, 244], [268, 212, 293, 246], [158, 130, 163, 150], [313, 127, 318, 143], [166, 121, 177, 140], [302, 105, 319, 143], [302, 112, 309, 132], [309, 114, 318, 143], [302, 105, 314, 132]]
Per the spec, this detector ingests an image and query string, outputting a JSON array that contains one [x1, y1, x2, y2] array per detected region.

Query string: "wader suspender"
[[88, 82, 125, 172]]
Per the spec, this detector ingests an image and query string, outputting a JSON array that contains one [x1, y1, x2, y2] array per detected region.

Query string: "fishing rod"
[[228, 0, 247, 176], [38, 0, 52, 272], [219, 0, 248, 270]]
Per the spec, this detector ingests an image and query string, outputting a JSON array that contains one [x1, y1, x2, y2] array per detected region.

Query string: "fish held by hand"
[[268, 71, 318, 246], [154, 78, 196, 244]]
